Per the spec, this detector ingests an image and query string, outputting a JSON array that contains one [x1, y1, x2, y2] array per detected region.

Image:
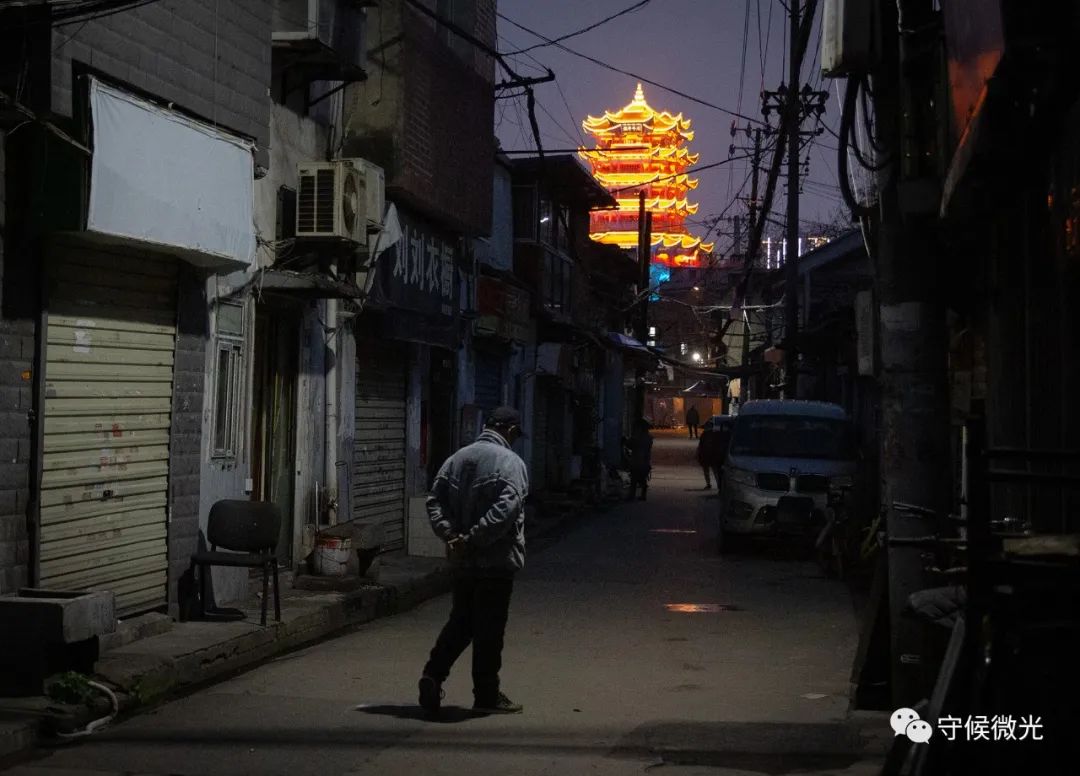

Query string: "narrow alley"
[[4, 435, 883, 776]]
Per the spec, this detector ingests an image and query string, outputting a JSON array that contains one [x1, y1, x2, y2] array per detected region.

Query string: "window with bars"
[[211, 301, 246, 460]]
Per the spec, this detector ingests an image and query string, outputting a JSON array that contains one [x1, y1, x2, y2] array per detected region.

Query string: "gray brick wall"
[[51, 0, 271, 166], [0, 131, 34, 595], [346, 0, 495, 235], [167, 265, 208, 615]]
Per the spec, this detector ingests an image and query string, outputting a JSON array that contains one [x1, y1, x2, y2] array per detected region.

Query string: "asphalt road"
[[6, 433, 885, 776]]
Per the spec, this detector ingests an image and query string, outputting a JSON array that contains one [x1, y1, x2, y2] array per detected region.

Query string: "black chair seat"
[[191, 550, 275, 568], [190, 500, 283, 626]]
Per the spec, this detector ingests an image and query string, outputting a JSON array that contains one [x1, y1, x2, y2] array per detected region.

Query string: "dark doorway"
[[251, 305, 299, 563], [427, 348, 458, 485]]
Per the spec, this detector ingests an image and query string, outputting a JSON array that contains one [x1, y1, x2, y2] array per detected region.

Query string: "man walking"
[[685, 405, 700, 439], [419, 407, 528, 716]]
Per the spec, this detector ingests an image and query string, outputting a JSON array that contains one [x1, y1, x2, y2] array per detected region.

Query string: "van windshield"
[[731, 415, 854, 460]]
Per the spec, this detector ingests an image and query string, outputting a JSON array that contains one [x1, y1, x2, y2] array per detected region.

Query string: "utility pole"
[[747, 128, 763, 248], [741, 128, 764, 400], [872, 0, 951, 706], [758, 2, 826, 399], [783, 0, 802, 399], [634, 191, 650, 419]]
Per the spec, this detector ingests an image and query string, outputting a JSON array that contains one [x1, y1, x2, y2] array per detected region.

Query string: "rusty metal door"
[[39, 242, 177, 614], [353, 340, 407, 551]]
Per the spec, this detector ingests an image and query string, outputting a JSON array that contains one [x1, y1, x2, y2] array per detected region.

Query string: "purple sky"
[[494, 0, 848, 255]]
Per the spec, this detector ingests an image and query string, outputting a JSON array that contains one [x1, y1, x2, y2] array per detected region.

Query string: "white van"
[[718, 400, 856, 552]]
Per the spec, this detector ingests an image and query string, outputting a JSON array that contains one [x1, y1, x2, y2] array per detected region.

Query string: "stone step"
[[99, 612, 173, 653]]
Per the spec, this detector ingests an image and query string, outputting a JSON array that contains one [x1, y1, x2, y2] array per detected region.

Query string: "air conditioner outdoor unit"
[[272, 0, 367, 80], [353, 158, 385, 231], [296, 159, 368, 243]]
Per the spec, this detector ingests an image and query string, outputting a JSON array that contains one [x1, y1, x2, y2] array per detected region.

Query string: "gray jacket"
[[427, 429, 529, 573]]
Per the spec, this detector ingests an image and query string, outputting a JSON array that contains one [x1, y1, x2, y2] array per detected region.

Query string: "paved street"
[[6, 434, 884, 776]]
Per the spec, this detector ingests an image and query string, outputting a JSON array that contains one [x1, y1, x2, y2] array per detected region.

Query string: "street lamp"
[[691, 352, 702, 363]]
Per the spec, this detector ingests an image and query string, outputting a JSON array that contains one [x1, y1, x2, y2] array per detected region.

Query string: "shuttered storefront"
[[39, 245, 178, 614], [474, 350, 503, 417], [353, 341, 408, 551]]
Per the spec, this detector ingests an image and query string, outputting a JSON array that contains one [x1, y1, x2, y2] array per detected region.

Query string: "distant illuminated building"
[[580, 84, 714, 268]]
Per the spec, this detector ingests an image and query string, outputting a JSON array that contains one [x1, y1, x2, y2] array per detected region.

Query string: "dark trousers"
[[688, 423, 698, 438], [628, 468, 649, 500], [423, 574, 514, 703]]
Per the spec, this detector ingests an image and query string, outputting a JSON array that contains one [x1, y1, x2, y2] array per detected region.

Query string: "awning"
[[257, 269, 363, 300], [606, 332, 652, 354]]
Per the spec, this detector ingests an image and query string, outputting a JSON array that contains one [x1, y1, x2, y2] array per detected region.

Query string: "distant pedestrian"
[[697, 419, 716, 488], [697, 418, 730, 490], [685, 405, 700, 438], [419, 406, 528, 717], [626, 418, 654, 501]]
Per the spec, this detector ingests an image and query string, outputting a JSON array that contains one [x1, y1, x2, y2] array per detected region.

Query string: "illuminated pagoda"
[[579, 83, 714, 269]]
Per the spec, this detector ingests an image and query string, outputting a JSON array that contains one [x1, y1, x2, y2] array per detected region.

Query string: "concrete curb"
[[0, 719, 37, 764], [0, 503, 588, 763], [99, 564, 455, 713]]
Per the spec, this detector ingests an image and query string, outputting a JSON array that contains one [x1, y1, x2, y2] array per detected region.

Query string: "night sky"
[[494, 0, 853, 256]]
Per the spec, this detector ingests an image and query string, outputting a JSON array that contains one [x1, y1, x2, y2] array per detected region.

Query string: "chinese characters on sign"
[[377, 205, 457, 318]]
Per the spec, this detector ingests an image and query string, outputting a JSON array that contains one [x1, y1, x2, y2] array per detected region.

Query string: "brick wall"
[[167, 265, 208, 615], [0, 131, 34, 595], [346, 0, 495, 236], [51, 0, 271, 166]]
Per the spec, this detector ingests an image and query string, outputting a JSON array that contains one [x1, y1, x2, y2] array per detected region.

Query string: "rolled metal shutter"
[[474, 350, 502, 416], [353, 341, 407, 550], [39, 243, 177, 614]]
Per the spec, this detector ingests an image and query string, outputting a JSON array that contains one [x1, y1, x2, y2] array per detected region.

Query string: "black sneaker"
[[418, 675, 443, 715], [473, 692, 523, 714]]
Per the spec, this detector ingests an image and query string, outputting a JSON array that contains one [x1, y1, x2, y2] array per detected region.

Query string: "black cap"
[[487, 406, 523, 430]]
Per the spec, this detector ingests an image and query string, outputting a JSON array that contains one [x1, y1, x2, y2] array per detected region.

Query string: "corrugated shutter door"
[[354, 342, 407, 551], [474, 351, 502, 415], [39, 244, 177, 614]]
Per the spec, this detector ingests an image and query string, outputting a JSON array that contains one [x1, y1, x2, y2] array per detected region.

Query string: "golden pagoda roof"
[[611, 197, 700, 216], [589, 230, 715, 253], [579, 146, 699, 165], [591, 171, 700, 191], [582, 84, 694, 140]]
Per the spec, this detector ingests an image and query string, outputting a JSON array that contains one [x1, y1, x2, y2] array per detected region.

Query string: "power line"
[[554, 77, 586, 147], [604, 153, 758, 195], [505, 0, 654, 56], [533, 95, 580, 147], [515, 46, 587, 148], [497, 11, 767, 126], [757, 0, 775, 92], [729, 0, 753, 200]]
